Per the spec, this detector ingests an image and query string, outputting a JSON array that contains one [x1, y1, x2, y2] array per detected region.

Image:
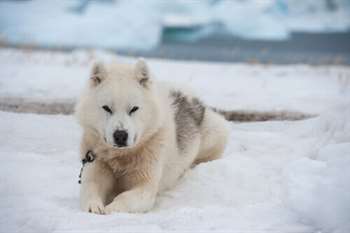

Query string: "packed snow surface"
[[0, 48, 349, 114], [0, 48, 349, 232], [0, 107, 349, 233], [1, 0, 350, 50]]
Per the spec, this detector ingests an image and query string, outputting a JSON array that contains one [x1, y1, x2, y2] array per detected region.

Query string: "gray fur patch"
[[170, 90, 205, 151]]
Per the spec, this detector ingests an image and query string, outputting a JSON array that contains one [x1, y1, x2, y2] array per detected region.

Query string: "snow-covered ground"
[[0, 48, 350, 233], [1, 0, 350, 50], [1, 48, 349, 114]]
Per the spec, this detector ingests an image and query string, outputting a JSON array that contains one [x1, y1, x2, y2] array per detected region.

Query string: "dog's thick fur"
[[75, 59, 229, 214]]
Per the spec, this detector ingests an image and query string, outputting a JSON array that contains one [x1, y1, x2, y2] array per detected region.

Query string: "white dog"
[[75, 59, 229, 214]]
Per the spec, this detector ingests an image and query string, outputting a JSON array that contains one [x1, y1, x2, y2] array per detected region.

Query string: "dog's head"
[[75, 59, 162, 150]]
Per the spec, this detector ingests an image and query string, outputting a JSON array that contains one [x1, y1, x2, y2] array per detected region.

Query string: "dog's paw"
[[81, 199, 105, 215], [104, 193, 154, 214], [104, 201, 127, 214]]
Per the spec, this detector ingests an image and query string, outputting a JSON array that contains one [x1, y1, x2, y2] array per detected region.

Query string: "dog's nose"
[[113, 130, 128, 147]]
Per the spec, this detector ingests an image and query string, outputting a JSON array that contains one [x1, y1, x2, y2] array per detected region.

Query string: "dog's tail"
[[211, 108, 315, 122]]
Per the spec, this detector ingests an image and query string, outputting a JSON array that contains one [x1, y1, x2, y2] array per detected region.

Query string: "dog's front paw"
[[104, 191, 155, 214], [104, 200, 127, 214], [81, 199, 105, 215]]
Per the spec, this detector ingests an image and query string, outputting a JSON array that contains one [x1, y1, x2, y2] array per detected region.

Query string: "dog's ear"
[[90, 62, 106, 87], [135, 58, 151, 87]]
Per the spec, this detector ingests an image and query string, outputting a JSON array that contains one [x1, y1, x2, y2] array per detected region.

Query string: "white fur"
[[75, 59, 229, 214]]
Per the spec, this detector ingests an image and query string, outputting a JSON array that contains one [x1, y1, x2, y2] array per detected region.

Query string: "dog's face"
[[76, 59, 161, 150]]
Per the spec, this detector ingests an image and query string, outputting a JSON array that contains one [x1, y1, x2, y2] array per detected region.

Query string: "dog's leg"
[[104, 182, 158, 213], [104, 163, 162, 214], [194, 110, 229, 165], [80, 160, 115, 214], [79, 131, 115, 214]]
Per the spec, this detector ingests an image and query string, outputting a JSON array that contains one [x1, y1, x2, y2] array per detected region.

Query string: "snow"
[[1, 0, 350, 50], [1, 48, 349, 114], [1, 107, 349, 232], [283, 107, 350, 232], [0, 48, 350, 232], [0, 0, 161, 51]]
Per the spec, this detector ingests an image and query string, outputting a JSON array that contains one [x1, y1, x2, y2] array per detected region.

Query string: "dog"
[[75, 58, 230, 214]]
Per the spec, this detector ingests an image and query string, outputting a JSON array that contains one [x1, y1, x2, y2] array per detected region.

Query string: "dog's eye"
[[129, 106, 139, 116], [102, 105, 113, 114]]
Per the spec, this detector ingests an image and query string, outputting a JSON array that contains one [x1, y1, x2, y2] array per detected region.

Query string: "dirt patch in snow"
[[0, 97, 315, 121], [0, 97, 75, 115]]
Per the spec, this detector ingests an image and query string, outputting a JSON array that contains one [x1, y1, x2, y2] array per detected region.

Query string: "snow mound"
[[0, 0, 161, 50], [1, 0, 350, 50], [283, 105, 350, 233]]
